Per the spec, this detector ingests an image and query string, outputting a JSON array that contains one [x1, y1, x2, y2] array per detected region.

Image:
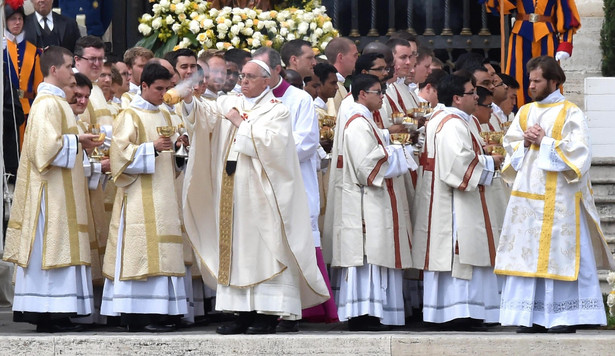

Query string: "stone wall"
[[560, 0, 604, 110]]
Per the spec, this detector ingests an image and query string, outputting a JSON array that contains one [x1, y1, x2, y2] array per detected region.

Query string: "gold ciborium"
[[156, 125, 176, 153]]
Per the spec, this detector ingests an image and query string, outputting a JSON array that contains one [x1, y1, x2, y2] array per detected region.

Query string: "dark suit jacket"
[[24, 12, 81, 53]]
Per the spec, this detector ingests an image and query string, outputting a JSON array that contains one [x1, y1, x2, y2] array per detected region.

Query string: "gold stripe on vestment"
[[535, 102, 568, 275], [159, 235, 183, 244], [217, 127, 237, 286], [510, 190, 545, 200]]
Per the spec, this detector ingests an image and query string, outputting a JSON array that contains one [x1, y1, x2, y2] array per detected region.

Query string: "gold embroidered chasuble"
[[325, 103, 413, 269], [412, 108, 499, 274], [103, 106, 184, 280], [4, 94, 94, 268], [182, 91, 330, 309], [495, 100, 615, 280]]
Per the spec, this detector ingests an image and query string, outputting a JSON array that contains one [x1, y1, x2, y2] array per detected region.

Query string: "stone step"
[[3, 331, 615, 355], [595, 197, 615, 217], [590, 158, 615, 180], [592, 183, 615, 197], [600, 216, 615, 235]]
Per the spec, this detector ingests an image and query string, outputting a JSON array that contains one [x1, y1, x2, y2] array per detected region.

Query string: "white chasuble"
[[182, 91, 329, 313]]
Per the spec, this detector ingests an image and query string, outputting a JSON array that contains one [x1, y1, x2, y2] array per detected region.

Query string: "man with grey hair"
[[253, 47, 339, 330], [181, 59, 329, 334]]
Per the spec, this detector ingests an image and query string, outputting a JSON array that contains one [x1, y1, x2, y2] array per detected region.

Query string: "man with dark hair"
[[496, 55, 615, 334], [223, 49, 250, 94], [4, 45, 102, 332], [418, 69, 447, 109], [324, 37, 358, 114], [497, 73, 520, 120], [101, 62, 188, 332], [24, 0, 81, 52], [165, 48, 198, 81], [385, 38, 421, 123], [313, 62, 338, 113], [253, 47, 338, 331], [412, 71, 504, 330], [326, 73, 415, 331], [303, 76, 319, 100], [122, 47, 154, 107], [284, 69, 303, 89], [281, 39, 316, 79], [72, 72, 93, 115], [109, 64, 125, 110], [182, 59, 329, 335], [99, 62, 114, 102]]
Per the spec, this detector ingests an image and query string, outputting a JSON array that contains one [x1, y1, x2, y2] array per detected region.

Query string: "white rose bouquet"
[[137, 0, 338, 56]]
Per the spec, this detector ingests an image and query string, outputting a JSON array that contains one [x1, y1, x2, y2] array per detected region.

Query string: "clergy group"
[[3, 26, 613, 334]]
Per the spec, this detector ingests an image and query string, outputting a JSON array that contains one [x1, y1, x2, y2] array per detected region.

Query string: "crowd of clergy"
[[3, 1, 614, 334]]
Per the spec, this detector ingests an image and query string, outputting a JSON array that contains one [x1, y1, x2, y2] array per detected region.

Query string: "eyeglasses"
[[238, 73, 268, 81], [477, 103, 493, 109], [364, 89, 384, 96], [462, 90, 476, 96], [494, 81, 507, 88], [77, 55, 104, 64], [369, 66, 391, 73], [411, 51, 419, 58], [119, 71, 130, 78]]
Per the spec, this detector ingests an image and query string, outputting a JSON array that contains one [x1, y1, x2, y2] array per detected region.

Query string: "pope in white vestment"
[[496, 60, 615, 332], [182, 60, 329, 334]]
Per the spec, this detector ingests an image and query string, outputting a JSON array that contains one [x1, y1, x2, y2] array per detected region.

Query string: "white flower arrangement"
[[137, 0, 338, 56], [607, 271, 615, 316]]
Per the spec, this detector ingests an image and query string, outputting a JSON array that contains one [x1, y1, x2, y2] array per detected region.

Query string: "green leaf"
[[184, 32, 199, 47], [155, 34, 180, 57], [135, 31, 160, 50]]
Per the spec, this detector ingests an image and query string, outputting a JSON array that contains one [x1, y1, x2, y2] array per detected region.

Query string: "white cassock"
[[327, 102, 416, 326], [496, 91, 615, 327], [272, 79, 321, 248], [12, 84, 93, 317], [100, 96, 188, 318]]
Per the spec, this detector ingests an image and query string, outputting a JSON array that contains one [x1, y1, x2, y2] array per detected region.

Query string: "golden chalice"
[[156, 125, 176, 153], [392, 112, 406, 125], [390, 133, 412, 145], [489, 131, 504, 145], [403, 116, 419, 132], [89, 123, 106, 161], [320, 115, 336, 128], [320, 126, 334, 140]]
